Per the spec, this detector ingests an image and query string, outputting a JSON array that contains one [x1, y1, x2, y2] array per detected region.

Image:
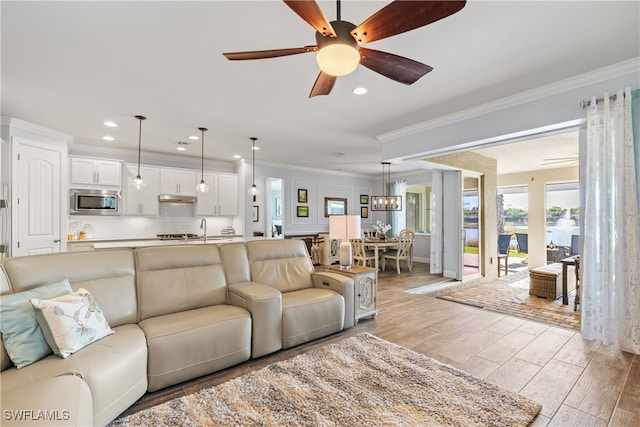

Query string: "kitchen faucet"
[[200, 218, 207, 243]]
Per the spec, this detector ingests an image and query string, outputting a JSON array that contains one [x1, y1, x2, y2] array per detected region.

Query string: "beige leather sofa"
[[0, 239, 353, 426]]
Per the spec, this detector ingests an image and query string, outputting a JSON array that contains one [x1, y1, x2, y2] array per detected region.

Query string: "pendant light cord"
[[251, 137, 257, 187], [199, 127, 207, 180], [134, 115, 146, 177]]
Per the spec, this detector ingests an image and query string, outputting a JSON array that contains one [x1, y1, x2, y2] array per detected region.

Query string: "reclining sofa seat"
[[135, 244, 251, 392], [0, 249, 148, 426], [243, 240, 355, 349]]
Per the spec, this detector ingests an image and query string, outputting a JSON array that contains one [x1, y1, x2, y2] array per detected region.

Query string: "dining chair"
[[381, 229, 415, 274], [351, 238, 377, 267]]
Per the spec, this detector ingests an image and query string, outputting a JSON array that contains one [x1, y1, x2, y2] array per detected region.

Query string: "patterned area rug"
[[111, 334, 541, 427], [438, 268, 581, 331]]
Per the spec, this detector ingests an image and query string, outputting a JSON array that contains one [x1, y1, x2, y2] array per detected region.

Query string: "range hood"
[[158, 194, 198, 203]]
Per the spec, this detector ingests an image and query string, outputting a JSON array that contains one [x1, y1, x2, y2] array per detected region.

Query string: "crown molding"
[[256, 159, 374, 179], [377, 58, 640, 142], [1, 116, 74, 142], [68, 142, 236, 172]]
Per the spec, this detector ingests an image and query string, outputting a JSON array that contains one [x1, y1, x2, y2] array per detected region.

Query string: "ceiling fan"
[[223, 0, 467, 97], [541, 154, 579, 166]]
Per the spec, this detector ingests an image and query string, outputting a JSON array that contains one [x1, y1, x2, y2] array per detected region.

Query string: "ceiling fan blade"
[[223, 46, 317, 60], [309, 72, 336, 98], [542, 157, 579, 161], [283, 1, 336, 37], [351, 1, 467, 45], [359, 48, 433, 85]]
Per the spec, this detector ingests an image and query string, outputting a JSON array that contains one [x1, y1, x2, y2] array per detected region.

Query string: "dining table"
[[364, 238, 399, 270]]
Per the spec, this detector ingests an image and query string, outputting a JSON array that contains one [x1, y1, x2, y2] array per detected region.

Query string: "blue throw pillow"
[[0, 279, 73, 368]]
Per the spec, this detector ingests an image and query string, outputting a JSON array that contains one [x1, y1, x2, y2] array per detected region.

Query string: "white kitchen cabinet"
[[160, 168, 196, 196], [195, 173, 238, 216], [71, 157, 121, 187], [122, 163, 160, 215]]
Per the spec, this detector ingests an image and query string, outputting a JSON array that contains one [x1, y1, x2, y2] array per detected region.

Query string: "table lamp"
[[329, 215, 361, 270]]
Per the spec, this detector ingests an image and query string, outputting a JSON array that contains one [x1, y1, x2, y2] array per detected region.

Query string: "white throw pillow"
[[30, 288, 114, 358]]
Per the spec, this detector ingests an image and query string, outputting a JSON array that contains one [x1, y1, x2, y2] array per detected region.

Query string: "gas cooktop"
[[156, 233, 201, 240]]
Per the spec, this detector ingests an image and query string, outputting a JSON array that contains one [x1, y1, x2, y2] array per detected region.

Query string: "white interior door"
[[15, 139, 63, 256], [442, 170, 463, 280]]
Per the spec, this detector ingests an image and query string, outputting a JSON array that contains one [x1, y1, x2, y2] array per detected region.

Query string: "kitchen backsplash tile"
[[69, 204, 241, 240]]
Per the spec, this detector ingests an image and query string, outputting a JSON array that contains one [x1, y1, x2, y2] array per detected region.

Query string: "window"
[[545, 182, 579, 247], [498, 186, 528, 233], [405, 185, 431, 233]]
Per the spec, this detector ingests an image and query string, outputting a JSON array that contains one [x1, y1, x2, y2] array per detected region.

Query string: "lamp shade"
[[329, 215, 361, 270], [329, 215, 361, 240]]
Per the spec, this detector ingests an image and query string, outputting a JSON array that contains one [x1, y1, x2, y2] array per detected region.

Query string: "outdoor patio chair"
[[515, 233, 528, 263], [574, 255, 581, 311], [497, 233, 511, 276], [570, 234, 580, 256]]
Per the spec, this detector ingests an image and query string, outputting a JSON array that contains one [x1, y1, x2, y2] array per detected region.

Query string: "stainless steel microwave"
[[70, 189, 121, 215]]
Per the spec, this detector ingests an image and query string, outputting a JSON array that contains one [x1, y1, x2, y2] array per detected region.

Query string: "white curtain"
[[430, 171, 443, 274], [390, 181, 406, 237], [581, 88, 640, 355]]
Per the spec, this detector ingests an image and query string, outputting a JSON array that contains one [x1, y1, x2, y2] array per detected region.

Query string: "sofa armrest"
[[1, 373, 93, 426], [311, 272, 355, 329], [228, 282, 282, 358]]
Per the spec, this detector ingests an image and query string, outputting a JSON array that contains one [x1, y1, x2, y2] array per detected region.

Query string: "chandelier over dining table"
[[372, 162, 402, 211]]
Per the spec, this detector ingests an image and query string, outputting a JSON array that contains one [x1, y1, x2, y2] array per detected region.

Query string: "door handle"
[[53, 239, 60, 243]]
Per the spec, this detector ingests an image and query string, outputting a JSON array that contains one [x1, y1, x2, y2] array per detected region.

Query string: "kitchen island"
[[67, 236, 243, 251]]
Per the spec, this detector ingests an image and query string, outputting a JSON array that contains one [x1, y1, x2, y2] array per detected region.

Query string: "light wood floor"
[[123, 263, 639, 426]]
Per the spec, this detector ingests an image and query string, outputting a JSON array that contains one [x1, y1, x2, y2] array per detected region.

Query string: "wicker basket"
[[529, 263, 564, 299]]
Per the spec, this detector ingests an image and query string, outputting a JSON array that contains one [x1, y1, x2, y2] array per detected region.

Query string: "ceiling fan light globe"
[[316, 44, 360, 76]]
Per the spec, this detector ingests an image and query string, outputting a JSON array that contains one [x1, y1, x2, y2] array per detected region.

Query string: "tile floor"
[[123, 261, 639, 427]]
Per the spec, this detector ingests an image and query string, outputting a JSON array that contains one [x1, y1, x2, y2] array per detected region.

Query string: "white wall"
[[244, 162, 381, 239]]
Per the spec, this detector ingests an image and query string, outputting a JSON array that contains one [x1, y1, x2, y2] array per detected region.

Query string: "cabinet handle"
[[53, 239, 60, 243], [96, 171, 100, 183]]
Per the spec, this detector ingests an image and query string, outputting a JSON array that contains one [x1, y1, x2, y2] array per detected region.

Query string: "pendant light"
[[248, 137, 259, 202], [372, 162, 402, 211], [195, 127, 210, 193], [131, 115, 146, 189]]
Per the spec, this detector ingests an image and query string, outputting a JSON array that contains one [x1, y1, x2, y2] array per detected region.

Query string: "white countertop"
[[68, 236, 243, 249]]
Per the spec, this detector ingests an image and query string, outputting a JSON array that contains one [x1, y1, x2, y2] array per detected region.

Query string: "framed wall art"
[[361, 206, 369, 218], [360, 195, 369, 204], [252, 205, 259, 222], [297, 189, 308, 203], [296, 205, 309, 217], [324, 197, 347, 217]]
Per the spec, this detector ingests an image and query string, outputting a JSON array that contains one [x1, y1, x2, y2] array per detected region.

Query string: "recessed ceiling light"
[[176, 141, 189, 151], [233, 154, 241, 159], [353, 87, 367, 95], [103, 121, 118, 127], [102, 135, 114, 141], [188, 135, 199, 140], [252, 146, 260, 151], [329, 152, 345, 157]]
